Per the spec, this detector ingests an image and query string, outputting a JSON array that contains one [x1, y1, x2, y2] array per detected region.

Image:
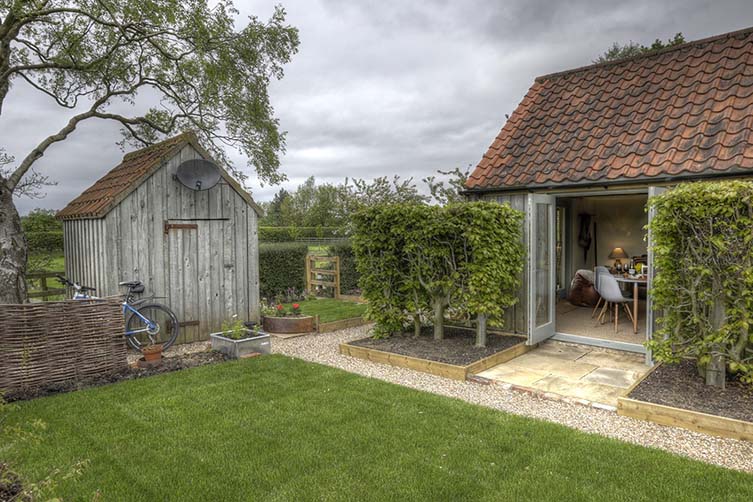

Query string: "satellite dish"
[[175, 159, 221, 191]]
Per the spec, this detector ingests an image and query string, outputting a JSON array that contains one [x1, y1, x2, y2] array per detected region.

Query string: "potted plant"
[[210, 315, 271, 359], [261, 301, 315, 334], [137, 342, 164, 368]]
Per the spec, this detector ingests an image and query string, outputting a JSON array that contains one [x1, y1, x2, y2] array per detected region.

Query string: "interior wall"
[[568, 194, 648, 275]]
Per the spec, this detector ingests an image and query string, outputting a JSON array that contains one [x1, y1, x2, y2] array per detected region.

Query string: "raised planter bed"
[[617, 360, 753, 442], [340, 326, 530, 381], [262, 315, 315, 334], [210, 331, 271, 359]]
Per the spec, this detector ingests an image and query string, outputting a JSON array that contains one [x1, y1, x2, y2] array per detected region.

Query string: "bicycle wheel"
[[125, 303, 180, 351]]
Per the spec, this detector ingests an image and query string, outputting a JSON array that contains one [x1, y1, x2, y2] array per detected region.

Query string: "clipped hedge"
[[259, 226, 343, 242], [328, 241, 359, 295], [258, 242, 309, 298], [648, 181, 753, 386], [26, 230, 64, 253]]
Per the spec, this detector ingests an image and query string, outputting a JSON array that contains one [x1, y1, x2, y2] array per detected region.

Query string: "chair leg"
[[591, 297, 603, 318], [614, 303, 618, 332], [622, 303, 634, 323], [598, 301, 609, 324]]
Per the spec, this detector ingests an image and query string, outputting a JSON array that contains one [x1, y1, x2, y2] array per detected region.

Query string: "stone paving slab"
[[478, 340, 651, 407]]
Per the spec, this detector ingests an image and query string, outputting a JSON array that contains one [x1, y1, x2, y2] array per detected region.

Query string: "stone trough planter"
[[210, 330, 271, 359], [262, 315, 315, 334]]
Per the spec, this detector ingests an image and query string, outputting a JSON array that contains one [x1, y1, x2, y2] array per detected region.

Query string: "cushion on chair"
[[567, 269, 600, 307]]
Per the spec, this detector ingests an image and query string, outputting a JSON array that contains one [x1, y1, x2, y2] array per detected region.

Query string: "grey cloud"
[[2, 0, 753, 211]]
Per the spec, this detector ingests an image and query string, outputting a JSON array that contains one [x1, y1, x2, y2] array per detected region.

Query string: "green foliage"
[[352, 202, 524, 341], [25, 230, 63, 253], [22, 209, 63, 253], [258, 242, 308, 298], [648, 181, 753, 384], [258, 171, 471, 230], [594, 33, 685, 63], [220, 316, 249, 340], [328, 242, 359, 295], [20, 209, 61, 233], [259, 226, 343, 242]]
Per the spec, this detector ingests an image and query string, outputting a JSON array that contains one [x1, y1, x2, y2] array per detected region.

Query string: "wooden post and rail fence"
[[26, 271, 67, 301]]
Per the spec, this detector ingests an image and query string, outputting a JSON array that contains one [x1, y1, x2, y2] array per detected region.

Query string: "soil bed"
[[629, 360, 753, 423], [349, 326, 523, 366], [5, 351, 228, 402]]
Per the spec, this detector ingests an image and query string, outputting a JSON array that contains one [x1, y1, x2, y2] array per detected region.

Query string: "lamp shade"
[[609, 247, 629, 259]]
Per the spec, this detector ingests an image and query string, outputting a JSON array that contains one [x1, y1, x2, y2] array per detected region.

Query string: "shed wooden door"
[[166, 221, 201, 343], [165, 219, 236, 343]]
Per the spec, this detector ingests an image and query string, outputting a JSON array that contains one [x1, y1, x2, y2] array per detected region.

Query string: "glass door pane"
[[535, 202, 552, 327]]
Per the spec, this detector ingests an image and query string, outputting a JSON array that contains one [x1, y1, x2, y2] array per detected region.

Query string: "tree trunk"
[[0, 181, 27, 303], [475, 314, 487, 348], [706, 277, 726, 388], [413, 313, 421, 338], [432, 298, 445, 340]]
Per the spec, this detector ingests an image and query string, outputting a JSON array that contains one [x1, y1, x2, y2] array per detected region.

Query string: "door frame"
[[526, 193, 556, 345], [541, 188, 660, 355]]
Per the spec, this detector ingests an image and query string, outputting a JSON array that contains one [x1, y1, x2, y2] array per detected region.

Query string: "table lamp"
[[609, 247, 628, 268]]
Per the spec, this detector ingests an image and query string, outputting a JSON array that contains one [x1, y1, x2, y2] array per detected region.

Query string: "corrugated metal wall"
[[62, 144, 259, 344]]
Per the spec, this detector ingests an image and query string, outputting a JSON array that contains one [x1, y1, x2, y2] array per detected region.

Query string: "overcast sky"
[[2, 0, 753, 214]]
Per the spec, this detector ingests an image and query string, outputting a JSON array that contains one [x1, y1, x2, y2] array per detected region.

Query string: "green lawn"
[[284, 298, 367, 323], [4, 356, 752, 501]]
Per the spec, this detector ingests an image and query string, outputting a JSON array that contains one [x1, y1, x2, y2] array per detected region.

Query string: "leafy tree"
[[261, 188, 291, 226], [0, 1, 299, 302], [594, 33, 685, 63], [648, 181, 753, 388], [21, 208, 61, 233], [423, 166, 470, 206]]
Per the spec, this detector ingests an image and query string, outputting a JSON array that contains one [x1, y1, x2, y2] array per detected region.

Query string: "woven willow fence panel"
[[0, 298, 127, 396]]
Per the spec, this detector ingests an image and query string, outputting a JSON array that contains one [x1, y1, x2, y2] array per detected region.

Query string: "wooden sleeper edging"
[[339, 337, 534, 381]]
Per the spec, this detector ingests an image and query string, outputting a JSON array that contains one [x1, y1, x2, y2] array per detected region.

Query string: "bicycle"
[[56, 276, 180, 351]]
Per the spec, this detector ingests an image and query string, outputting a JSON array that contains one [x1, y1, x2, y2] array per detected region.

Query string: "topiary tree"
[[648, 181, 753, 388], [403, 204, 468, 340], [352, 202, 524, 344], [351, 205, 412, 337], [451, 202, 525, 347]]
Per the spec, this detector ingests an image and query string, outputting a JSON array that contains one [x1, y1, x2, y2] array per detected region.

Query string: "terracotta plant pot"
[[262, 315, 315, 334], [141, 344, 164, 362]]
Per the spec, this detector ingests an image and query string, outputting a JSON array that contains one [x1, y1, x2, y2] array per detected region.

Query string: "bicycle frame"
[[123, 302, 157, 338]]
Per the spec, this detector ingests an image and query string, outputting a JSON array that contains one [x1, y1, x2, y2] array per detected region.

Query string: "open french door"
[[527, 194, 556, 345], [645, 185, 667, 363]]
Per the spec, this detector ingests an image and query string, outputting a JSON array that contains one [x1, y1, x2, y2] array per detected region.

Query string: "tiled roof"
[[57, 132, 193, 219], [466, 26, 753, 191]]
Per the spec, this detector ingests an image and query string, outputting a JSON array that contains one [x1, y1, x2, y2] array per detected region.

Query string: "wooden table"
[[614, 275, 647, 334]]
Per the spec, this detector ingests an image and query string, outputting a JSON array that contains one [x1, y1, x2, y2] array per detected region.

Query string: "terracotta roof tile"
[[466, 27, 753, 190], [57, 132, 194, 219]]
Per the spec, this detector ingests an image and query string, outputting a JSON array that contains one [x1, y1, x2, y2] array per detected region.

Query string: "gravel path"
[[272, 325, 753, 474]]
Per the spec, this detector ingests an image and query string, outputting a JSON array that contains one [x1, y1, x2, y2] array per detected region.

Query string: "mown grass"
[[5, 356, 753, 501], [284, 298, 367, 323]]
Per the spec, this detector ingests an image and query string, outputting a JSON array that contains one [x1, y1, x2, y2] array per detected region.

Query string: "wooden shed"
[[57, 132, 262, 343]]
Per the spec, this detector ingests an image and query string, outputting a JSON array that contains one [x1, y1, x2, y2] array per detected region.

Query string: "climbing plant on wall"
[[352, 202, 524, 345], [648, 181, 753, 387]]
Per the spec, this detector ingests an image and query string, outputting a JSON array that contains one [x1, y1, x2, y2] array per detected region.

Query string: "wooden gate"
[[306, 255, 340, 299]]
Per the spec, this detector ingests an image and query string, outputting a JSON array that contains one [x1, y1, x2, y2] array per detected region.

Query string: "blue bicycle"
[[56, 276, 180, 351]]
